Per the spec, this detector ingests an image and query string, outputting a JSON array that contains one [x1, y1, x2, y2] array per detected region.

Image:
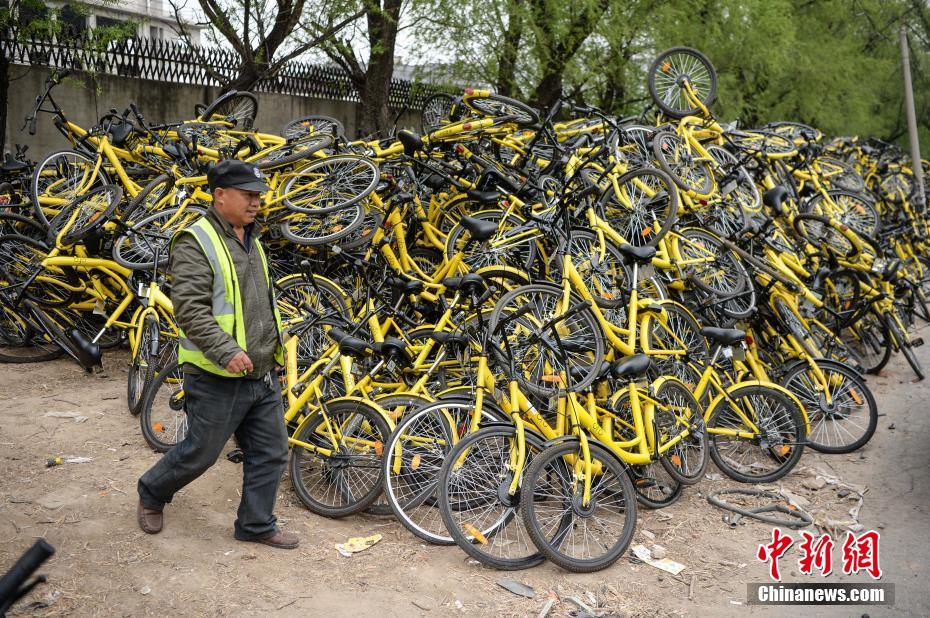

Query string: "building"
[[43, 0, 204, 44]]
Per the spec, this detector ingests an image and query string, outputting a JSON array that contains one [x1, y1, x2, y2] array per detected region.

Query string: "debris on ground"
[[631, 544, 686, 575], [496, 578, 535, 599], [335, 534, 382, 557], [44, 411, 88, 423]]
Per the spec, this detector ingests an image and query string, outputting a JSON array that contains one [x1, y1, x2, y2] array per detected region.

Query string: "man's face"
[[213, 187, 262, 227]]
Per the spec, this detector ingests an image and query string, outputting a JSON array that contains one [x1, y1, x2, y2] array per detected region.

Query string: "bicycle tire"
[[112, 206, 205, 270], [199, 91, 258, 129], [381, 399, 505, 544], [139, 360, 186, 452], [598, 167, 680, 247], [520, 441, 637, 573], [488, 283, 606, 398], [281, 155, 379, 214], [54, 184, 122, 246], [463, 92, 539, 126], [652, 131, 714, 197], [706, 384, 806, 484], [30, 149, 108, 228], [282, 115, 345, 140], [128, 313, 160, 416], [781, 358, 877, 453], [654, 377, 709, 484], [648, 47, 717, 119], [288, 398, 391, 518], [886, 314, 924, 381], [278, 205, 366, 246], [251, 135, 333, 171], [437, 425, 549, 570]]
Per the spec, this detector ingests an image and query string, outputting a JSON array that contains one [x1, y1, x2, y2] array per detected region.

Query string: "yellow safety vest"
[[173, 218, 284, 377]]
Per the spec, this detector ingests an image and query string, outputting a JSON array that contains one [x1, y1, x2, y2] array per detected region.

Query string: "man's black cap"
[[207, 159, 271, 193]]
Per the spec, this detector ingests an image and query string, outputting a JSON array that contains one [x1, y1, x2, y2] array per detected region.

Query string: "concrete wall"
[[5, 65, 422, 157]]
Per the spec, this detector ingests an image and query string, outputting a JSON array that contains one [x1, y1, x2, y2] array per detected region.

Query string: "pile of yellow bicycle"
[[1, 47, 928, 573]]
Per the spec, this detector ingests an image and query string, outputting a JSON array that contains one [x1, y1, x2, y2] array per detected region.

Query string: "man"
[[136, 160, 298, 549]]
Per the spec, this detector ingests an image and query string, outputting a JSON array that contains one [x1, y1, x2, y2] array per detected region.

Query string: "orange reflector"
[[332, 225, 343, 232], [670, 454, 682, 467], [662, 62, 672, 73], [642, 226, 652, 237], [463, 524, 488, 544], [541, 375, 564, 384], [410, 454, 421, 470], [850, 389, 863, 405], [778, 445, 790, 456], [152, 423, 163, 432], [374, 441, 383, 456]]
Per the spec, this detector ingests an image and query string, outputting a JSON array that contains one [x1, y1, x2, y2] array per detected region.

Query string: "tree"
[[311, 0, 406, 137], [167, 0, 364, 92]]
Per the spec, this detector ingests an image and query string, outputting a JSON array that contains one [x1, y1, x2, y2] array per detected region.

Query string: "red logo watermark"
[[757, 529, 882, 581]]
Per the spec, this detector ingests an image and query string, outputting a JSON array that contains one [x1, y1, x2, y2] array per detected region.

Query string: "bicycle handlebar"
[[0, 539, 55, 611]]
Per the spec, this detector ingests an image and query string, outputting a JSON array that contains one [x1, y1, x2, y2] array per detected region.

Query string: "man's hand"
[[225, 351, 253, 374]]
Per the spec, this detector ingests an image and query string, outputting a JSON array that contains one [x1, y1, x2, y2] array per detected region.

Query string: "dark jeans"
[[138, 370, 288, 540]]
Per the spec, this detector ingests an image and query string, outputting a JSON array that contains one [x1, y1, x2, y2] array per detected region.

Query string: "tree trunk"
[[356, 0, 402, 137], [532, 68, 563, 111], [496, 0, 523, 97], [0, 54, 9, 155]]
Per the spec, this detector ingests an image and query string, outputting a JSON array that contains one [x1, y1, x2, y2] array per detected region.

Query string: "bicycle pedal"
[[911, 337, 925, 348], [226, 449, 244, 464]]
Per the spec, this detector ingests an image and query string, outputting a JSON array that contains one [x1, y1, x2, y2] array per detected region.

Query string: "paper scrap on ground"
[[631, 543, 686, 575], [335, 534, 382, 557], [44, 411, 89, 423]]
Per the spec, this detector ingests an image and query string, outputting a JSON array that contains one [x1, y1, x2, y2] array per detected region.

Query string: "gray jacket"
[[169, 208, 279, 378]]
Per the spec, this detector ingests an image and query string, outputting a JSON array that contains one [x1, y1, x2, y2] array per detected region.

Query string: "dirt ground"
[[2, 334, 929, 617]]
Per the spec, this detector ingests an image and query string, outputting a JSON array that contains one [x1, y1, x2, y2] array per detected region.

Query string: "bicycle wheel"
[[488, 283, 605, 397], [282, 115, 345, 140], [0, 234, 78, 308], [275, 275, 349, 366], [421, 93, 457, 133], [0, 297, 64, 363], [278, 205, 366, 246], [438, 425, 549, 570], [886, 314, 924, 381], [706, 144, 756, 233], [556, 228, 631, 316], [289, 398, 391, 518], [520, 441, 637, 573], [199, 91, 258, 129], [781, 359, 877, 453], [128, 313, 160, 416], [675, 228, 751, 316], [463, 92, 539, 126], [251, 136, 333, 171], [804, 191, 879, 238], [793, 214, 857, 259], [641, 300, 710, 384], [652, 131, 714, 197], [648, 47, 717, 118], [382, 399, 502, 544], [654, 377, 708, 484], [139, 360, 186, 452], [50, 184, 122, 246], [444, 209, 538, 273], [30, 149, 108, 228], [817, 156, 865, 193], [706, 384, 805, 483], [112, 206, 205, 270], [122, 174, 176, 221], [598, 167, 680, 247], [281, 155, 379, 214], [841, 312, 891, 374]]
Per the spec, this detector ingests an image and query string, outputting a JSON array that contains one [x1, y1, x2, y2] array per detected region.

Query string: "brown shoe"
[[239, 530, 299, 549], [137, 500, 163, 534]]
